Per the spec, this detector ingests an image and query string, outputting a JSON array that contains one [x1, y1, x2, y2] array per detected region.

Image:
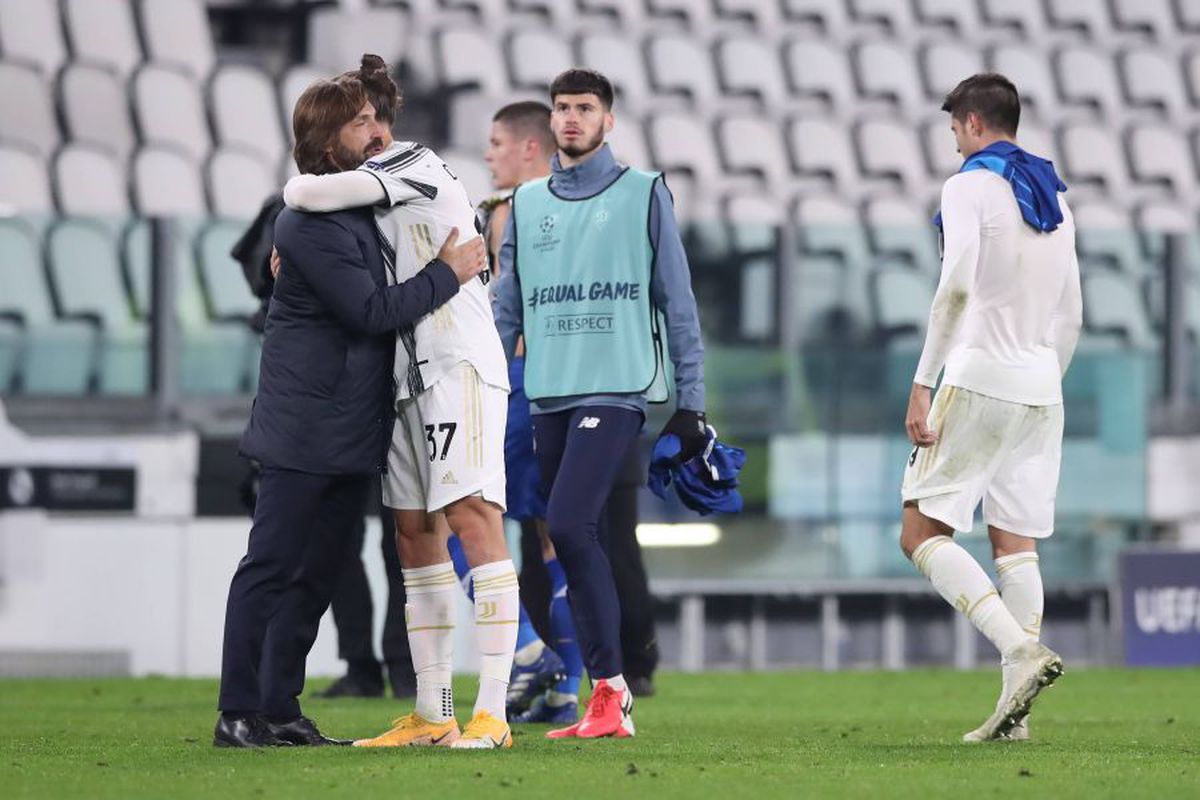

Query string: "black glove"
[[659, 409, 708, 462]]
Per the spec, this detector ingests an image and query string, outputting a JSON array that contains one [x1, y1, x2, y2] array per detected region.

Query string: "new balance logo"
[[578, 417, 601, 429], [441, 471, 458, 485]]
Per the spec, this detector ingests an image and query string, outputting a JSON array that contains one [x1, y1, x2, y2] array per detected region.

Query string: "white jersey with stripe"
[[358, 141, 509, 399]]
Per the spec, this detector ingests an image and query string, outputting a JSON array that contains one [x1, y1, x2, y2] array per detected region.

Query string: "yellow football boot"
[[352, 712, 460, 747], [449, 711, 513, 750]]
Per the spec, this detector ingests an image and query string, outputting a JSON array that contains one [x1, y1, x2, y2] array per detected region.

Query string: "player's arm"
[[276, 211, 459, 334], [283, 171, 387, 212], [493, 211, 523, 361], [908, 175, 982, 446], [1050, 244, 1083, 376], [487, 201, 511, 274], [648, 179, 709, 459]]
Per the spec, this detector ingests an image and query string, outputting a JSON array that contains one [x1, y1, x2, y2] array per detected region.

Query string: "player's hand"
[[905, 384, 938, 447], [437, 227, 487, 285], [269, 245, 281, 279], [660, 409, 709, 462]]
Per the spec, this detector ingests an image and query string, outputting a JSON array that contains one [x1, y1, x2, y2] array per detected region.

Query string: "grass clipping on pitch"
[[1, 669, 1196, 799]]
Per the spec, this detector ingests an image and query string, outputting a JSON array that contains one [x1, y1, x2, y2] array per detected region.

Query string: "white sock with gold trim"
[[403, 562, 458, 723], [470, 559, 519, 721]]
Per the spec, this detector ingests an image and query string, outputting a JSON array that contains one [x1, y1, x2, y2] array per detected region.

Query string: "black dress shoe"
[[263, 715, 351, 746], [627, 675, 656, 698], [213, 714, 291, 748], [313, 673, 384, 699]]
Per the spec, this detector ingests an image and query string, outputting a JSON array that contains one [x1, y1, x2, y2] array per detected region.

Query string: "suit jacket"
[[239, 206, 458, 474]]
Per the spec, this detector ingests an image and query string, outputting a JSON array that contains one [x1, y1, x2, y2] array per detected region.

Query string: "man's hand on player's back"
[[438, 227, 487, 285]]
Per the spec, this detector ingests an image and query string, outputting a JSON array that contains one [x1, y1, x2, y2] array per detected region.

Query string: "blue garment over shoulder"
[[934, 141, 1067, 233]]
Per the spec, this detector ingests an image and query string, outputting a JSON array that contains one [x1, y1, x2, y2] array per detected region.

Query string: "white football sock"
[[513, 638, 545, 667], [911, 536, 1030, 657], [470, 559, 519, 721], [995, 552, 1044, 639], [403, 562, 458, 723], [603, 674, 627, 693]]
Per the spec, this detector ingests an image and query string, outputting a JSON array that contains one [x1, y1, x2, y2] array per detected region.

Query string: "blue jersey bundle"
[[648, 425, 746, 516]]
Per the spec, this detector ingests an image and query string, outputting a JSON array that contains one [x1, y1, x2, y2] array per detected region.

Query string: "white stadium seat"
[[62, 0, 143, 79], [577, 32, 655, 114], [978, 0, 1050, 41], [1119, 49, 1192, 122], [716, 115, 789, 196], [58, 63, 137, 167], [306, 6, 408, 72], [606, 116, 652, 170], [788, 117, 861, 196], [647, 34, 722, 109], [716, 37, 790, 111], [784, 39, 858, 114], [53, 144, 130, 217], [1126, 124, 1194, 198], [278, 64, 327, 143], [437, 27, 509, 96], [133, 64, 212, 163], [506, 30, 572, 94], [0, 0, 67, 76], [0, 145, 52, 213], [855, 118, 929, 196], [139, 0, 217, 79], [206, 147, 277, 219], [920, 42, 987, 103], [989, 44, 1059, 121], [1056, 46, 1126, 121], [913, 0, 984, 39], [0, 62, 59, 159], [133, 146, 207, 216], [210, 64, 286, 165], [854, 41, 925, 116], [1059, 124, 1131, 198]]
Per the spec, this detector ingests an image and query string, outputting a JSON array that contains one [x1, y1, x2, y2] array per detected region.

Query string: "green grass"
[[1, 670, 1196, 799]]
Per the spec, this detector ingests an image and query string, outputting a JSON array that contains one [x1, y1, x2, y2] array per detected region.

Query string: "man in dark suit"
[[214, 76, 486, 748]]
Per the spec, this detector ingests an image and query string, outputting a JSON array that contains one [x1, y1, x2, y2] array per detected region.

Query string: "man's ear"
[[604, 111, 614, 134]]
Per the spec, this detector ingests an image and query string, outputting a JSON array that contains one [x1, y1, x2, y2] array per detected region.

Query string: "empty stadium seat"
[[1059, 124, 1131, 198], [979, 0, 1050, 41], [606, 117, 652, 169], [1134, 201, 1200, 272], [792, 253, 860, 340], [576, 0, 648, 30], [577, 32, 655, 114], [0, 219, 94, 393], [920, 42, 986, 103], [921, 117, 960, 177], [647, 33, 722, 109], [870, 265, 935, 342], [133, 64, 212, 162], [862, 196, 940, 272], [206, 148, 277, 220], [716, 115, 789, 196], [1018, 119, 1061, 168], [195, 222, 262, 322], [133, 147, 207, 216], [854, 41, 925, 116], [989, 44, 1059, 121], [1126, 124, 1194, 197], [1120, 49, 1192, 122], [715, 37, 790, 111], [53, 145, 130, 218], [46, 220, 148, 394], [210, 64, 285, 165], [723, 192, 785, 253], [58, 63, 137, 166], [1111, 0, 1178, 42], [855, 118, 929, 196], [646, 0, 715, 32], [0, 146, 53, 214], [1072, 201, 1146, 273], [647, 111, 725, 190], [1045, 0, 1119, 43], [714, 0, 784, 34], [0, 0, 67, 76], [788, 117, 861, 196], [850, 0, 917, 39], [1056, 47, 1125, 120], [784, 39, 858, 114], [1179, 0, 1200, 33], [306, 6, 408, 72], [139, 0, 216, 79], [278, 64, 326, 142], [437, 28, 508, 96], [62, 0, 142, 78], [0, 62, 60, 159], [912, 0, 983, 38], [506, 29, 571, 94], [1082, 271, 1156, 348], [794, 195, 870, 268]]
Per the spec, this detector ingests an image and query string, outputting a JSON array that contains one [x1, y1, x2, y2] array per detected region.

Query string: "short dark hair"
[[492, 101, 555, 153], [941, 73, 1020, 136], [292, 77, 367, 175], [549, 68, 614, 110], [339, 53, 401, 126]]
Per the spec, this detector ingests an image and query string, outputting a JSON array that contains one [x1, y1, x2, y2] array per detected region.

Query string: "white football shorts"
[[901, 385, 1064, 538], [383, 361, 507, 513]]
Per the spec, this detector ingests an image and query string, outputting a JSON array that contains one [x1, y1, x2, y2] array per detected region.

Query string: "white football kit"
[[902, 169, 1083, 537], [358, 142, 510, 512]]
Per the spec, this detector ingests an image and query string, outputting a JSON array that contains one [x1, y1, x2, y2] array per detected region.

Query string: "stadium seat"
[[53, 145, 130, 218], [788, 117, 861, 196], [1056, 47, 1125, 121], [0, 219, 95, 393], [278, 63, 326, 143], [989, 44, 1059, 121], [780, 0, 851, 37], [912, 0, 984, 39], [853, 41, 925, 116], [1072, 201, 1146, 274], [0, 0, 67, 76], [606, 116, 652, 170], [1179, 0, 1200, 34], [576, 0, 648, 30], [1126, 124, 1194, 197], [1045, 0, 1120, 43], [648, 112, 730, 214], [849, 0, 917, 39], [0, 62, 60, 159], [645, 0, 716, 32], [62, 0, 143, 79], [794, 195, 870, 269], [1059, 124, 1131, 198], [437, 27, 509, 96], [979, 0, 1050, 41], [784, 39, 858, 114], [920, 42, 987, 104], [870, 264, 935, 343], [210, 64, 285, 166], [1018, 118, 1061, 168], [715, 37, 791, 111], [922, 116, 960, 178], [716, 115, 790, 197], [713, 0, 784, 34], [58, 63, 137, 167], [133, 147, 207, 217], [46, 220, 148, 394], [1134, 201, 1200, 273], [854, 118, 929, 197], [1119, 49, 1192, 122], [306, 6, 408, 72], [723, 192, 785, 254], [133, 64, 212, 163], [206, 148, 277, 220], [505, 29, 572, 94], [646, 33, 723, 110], [862, 196, 940, 273], [0, 145, 53, 214], [1111, 0, 1177, 42], [139, 0, 217, 80], [195, 222, 262, 323], [577, 32, 656, 114], [1082, 271, 1157, 348]]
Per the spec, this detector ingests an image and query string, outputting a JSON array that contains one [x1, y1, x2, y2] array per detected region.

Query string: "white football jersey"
[[358, 142, 509, 399]]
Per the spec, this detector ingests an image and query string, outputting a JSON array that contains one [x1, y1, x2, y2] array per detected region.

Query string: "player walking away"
[[480, 101, 584, 724], [494, 69, 708, 740], [284, 56, 517, 750], [900, 73, 1082, 742]]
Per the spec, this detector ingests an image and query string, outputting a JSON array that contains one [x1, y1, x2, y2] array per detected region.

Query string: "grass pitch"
[[1, 669, 1196, 799]]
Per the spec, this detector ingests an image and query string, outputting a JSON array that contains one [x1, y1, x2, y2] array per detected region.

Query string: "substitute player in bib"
[[284, 58, 517, 750], [900, 74, 1082, 743], [494, 69, 708, 739]]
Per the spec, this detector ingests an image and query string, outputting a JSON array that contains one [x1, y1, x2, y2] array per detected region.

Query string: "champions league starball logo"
[[539, 215, 557, 236]]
